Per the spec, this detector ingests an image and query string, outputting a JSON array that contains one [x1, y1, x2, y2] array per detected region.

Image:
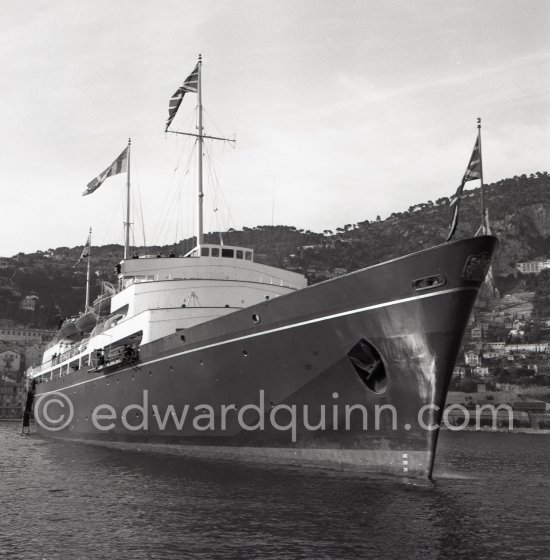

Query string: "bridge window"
[[211, 248, 220, 257], [236, 250, 243, 259], [201, 247, 209, 257], [222, 249, 234, 258], [245, 251, 252, 261]]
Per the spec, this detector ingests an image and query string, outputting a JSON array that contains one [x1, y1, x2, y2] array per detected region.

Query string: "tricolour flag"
[[75, 233, 91, 266], [83, 147, 128, 196], [447, 134, 482, 242], [165, 63, 199, 132]]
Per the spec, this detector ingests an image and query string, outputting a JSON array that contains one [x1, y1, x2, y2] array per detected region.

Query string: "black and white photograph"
[[0, 1, 548, 558]]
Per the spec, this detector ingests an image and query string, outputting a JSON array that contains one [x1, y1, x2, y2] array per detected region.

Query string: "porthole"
[[242, 350, 248, 357], [412, 275, 446, 291], [252, 314, 261, 324]]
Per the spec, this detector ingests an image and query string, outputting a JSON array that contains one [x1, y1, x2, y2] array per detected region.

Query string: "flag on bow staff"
[[83, 147, 128, 196], [75, 232, 91, 266], [446, 131, 482, 242], [165, 63, 199, 132]]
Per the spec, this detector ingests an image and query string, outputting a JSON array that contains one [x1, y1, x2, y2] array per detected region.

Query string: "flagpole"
[[197, 54, 204, 247], [124, 138, 131, 259], [85, 227, 92, 309], [477, 118, 486, 234], [165, 57, 234, 252]]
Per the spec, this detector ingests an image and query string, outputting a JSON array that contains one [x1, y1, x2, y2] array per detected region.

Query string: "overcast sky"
[[1, 0, 548, 256]]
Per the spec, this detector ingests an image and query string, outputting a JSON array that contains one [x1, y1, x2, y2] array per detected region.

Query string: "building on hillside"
[[0, 347, 23, 378], [0, 378, 26, 419], [453, 366, 466, 378], [473, 366, 490, 378], [0, 326, 55, 345], [482, 351, 502, 359], [486, 341, 506, 351], [471, 326, 483, 339], [465, 351, 480, 366], [511, 401, 548, 413], [515, 260, 550, 274], [332, 267, 348, 276], [0, 345, 25, 419], [19, 295, 39, 312], [506, 343, 549, 353]]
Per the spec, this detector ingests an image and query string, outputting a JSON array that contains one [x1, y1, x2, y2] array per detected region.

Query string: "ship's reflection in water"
[[1, 425, 548, 559]]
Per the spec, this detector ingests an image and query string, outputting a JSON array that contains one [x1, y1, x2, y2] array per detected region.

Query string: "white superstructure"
[[28, 245, 306, 382]]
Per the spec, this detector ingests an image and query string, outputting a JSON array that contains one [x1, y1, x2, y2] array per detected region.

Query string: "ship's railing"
[[124, 272, 293, 289], [28, 340, 89, 377], [57, 343, 86, 364]]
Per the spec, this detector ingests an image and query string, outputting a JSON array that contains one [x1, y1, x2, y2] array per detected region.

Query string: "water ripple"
[[0, 423, 548, 559]]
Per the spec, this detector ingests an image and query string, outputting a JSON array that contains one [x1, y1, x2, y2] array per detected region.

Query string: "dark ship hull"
[[33, 235, 497, 478]]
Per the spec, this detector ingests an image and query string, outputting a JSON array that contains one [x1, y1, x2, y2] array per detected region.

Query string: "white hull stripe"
[[37, 286, 477, 396]]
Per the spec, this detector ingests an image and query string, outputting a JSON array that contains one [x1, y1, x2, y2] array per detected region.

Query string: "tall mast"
[[477, 118, 487, 234], [197, 55, 204, 246], [165, 55, 235, 250], [85, 227, 92, 309], [124, 138, 132, 259]]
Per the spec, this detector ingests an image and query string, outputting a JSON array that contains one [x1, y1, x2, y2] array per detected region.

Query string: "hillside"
[[1, 172, 549, 328]]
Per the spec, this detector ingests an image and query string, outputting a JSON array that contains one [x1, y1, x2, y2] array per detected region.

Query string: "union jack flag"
[[165, 63, 199, 132], [447, 133, 483, 241], [83, 147, 128, 196]]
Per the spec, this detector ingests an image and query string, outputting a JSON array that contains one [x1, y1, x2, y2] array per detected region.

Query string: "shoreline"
[[441, 426, 550, 434]]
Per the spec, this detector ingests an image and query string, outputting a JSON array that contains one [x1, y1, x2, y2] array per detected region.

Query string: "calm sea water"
[[0, 423, 548, 559]]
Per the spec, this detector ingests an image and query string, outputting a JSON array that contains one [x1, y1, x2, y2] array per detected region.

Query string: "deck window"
[[245, 251, 252, 261], [211, 248, 220, 257], [201, 247, 210, 257], [236, 250, 243, 259], [222, 249, 234, 258]]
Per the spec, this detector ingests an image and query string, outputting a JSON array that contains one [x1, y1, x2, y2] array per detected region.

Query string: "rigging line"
[[171, 104, 198, 140], [202, 142, 218, 236], [204, 143, 227, 234], [157, 141, 196, 245], [152, 134, 196, 243], [157, 146, 195, 248], [203, 107, 236, 148], [174, 186, 185, 250], [204, 141, 235, 231], [174, 202, 179, 248], [150, 151, 183, 243], [130, 150, 146, 252], [184, 140, 197, 245], [159, 185, 184, 246], [174, 167, 189, 249], [153, 121, 195, 241], [134, 172, 148, 255]]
